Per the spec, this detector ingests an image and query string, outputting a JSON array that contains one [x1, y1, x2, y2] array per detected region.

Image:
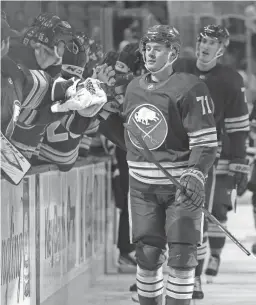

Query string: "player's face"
[[198, 36, 220, 63], [33, 41, 65, 69], [145, 42, 169, 72]]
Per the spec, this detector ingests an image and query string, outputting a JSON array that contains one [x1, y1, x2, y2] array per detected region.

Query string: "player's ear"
[[55, 41, 65, 59], [1, 37, 9, 57], [169, 45, 179, 62]]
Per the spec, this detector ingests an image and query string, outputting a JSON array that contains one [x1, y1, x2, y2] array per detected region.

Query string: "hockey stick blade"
[[124, 123, 253, 257], [1, 131, 31, 185]]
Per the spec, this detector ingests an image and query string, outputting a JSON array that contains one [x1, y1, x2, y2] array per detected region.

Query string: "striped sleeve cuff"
[[224, 114, 250, 133], [188, 127, 218, 149]]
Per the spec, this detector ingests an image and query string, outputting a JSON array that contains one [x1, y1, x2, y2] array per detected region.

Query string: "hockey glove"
[[117, 42, 140, 74], [51, 78, 107, 117], [83, 40, 104, 79], [175, 169, 205, 211], [92, 63, 116, 86], [229, 159, 250, 196], [99, 50, 135, 104], [61, 31, 90, 79], [102, 50, 119, 69]]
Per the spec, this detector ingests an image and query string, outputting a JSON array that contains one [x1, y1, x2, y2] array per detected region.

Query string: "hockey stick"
[[1, 132, 31, 185], [124, 123, 253, 257]]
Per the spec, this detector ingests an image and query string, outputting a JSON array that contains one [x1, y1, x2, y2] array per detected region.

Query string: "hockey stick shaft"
[[124, 124, 251, 256]]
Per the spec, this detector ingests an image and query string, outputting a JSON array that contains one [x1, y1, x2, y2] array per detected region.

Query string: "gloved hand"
[[92, 63, 116, 86], [117, 42, 140, 74], [83, 39, 104, 78], [51, 78, 107, 117], [175, 169, 205, 211], [97, 50, 134, 104], [61, 31, 90, 79], [229, 159, 250, 196]]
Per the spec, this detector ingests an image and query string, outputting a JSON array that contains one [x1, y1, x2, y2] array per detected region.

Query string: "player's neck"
[[196, 59, 217, 72], [150, 66, 174, 83]]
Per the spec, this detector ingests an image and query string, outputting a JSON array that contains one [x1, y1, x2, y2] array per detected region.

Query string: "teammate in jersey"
[[174, 25, 250, 299], [98, 25, 218, 305], [30, 31, 93, 171], [3, 13, 75, 160]]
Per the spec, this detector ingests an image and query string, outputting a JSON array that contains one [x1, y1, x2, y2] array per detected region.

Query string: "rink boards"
[[1, 157, 118, 305]]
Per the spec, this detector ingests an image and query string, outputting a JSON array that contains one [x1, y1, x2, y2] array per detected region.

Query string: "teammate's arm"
[[177, 81, 218, 211], [98, 113, 126, 151], [182, 82, 218, 176], [224, 73, 250, 195]]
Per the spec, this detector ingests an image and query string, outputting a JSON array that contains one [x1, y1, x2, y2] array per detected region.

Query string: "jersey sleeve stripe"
[[38, 144, 79, 164], [23, 109, 37, 125], [65, 112, 76, 131], [187, 127, 216, 137], [224, 114, 249, 123], [216, 159, 229, 174], [23, 70, 49, 109], [189, 133, 217, 144], [189, 132, 218, 149], [22, 70, 39, 107], [225, 120, 250, 132], [189, 141, 218, 149], [225, 124, 250, 133]]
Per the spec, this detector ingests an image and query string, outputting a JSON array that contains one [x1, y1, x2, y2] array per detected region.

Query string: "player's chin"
[[199, 54, 212, 63], [146, 63, 159, 72]]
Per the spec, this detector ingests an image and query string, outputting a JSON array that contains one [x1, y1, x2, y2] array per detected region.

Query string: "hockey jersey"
[[32, 112, 93, 171], [1, 56, 77, 160], [174, 58, 250, 161], [122, 72, 218, 190], [7, 40, 86, 166]]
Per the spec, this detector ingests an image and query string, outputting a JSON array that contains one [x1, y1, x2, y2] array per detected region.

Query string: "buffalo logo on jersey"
[[127, 104, 168, 150]]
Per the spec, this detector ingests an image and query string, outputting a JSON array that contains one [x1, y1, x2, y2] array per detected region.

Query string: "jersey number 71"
[[196, 95, 214, 115]]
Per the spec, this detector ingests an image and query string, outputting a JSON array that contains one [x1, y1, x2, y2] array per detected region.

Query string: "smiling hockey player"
[[174, 24, 250, 299], [97, 24, 218, 305]]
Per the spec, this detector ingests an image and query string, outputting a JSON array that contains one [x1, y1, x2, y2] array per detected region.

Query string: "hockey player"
[[2, 12, 109, 170], [30, 31, 93, 171], [174, 25, 250, 299], [0, 12, 80, 183], [4, 12, 75, 161], [97, 25, 218, 305], [1, 10, 21, 136], [8, 12, 73, 75]]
